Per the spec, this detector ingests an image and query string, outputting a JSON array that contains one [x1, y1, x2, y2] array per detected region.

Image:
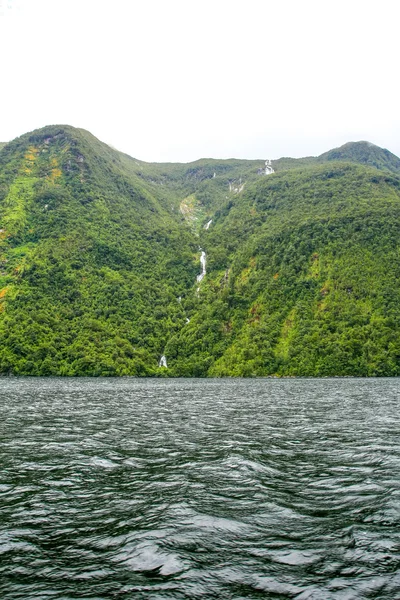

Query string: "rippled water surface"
[[1, 378, 400, 599]]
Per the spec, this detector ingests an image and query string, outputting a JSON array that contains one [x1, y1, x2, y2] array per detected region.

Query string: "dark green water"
[[1, 378, 400, 599]]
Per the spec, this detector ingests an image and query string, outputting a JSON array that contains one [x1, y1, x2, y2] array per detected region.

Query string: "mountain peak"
[[318, 141, 400, 174]]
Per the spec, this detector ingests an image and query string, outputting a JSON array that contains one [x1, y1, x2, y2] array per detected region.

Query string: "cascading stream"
[[197, 250, 206, 283], [159, 251, 206, 367]]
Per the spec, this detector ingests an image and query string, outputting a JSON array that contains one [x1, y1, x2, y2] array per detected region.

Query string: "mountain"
[[271, 141, 400, 175], [318, 141, 400, 174], [168, 161, 400, 376], [0, 125, 198, 375], [1, 126, 400, 376]]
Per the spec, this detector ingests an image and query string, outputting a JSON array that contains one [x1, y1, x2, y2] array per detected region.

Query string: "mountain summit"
[[318, 141, 400, 174]]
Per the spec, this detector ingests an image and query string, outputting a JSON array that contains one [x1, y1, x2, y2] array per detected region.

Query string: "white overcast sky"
[[1, 0, 399, 162]]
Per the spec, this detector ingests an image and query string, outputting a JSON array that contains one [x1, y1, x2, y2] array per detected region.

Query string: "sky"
[[1, 0, 399, 163]]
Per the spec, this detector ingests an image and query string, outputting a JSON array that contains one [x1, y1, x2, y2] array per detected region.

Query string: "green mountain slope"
[[318, 141, 400, 174], [166, 162, 400, 376], [1, 126, 400, 376], [0, 126, 198, 375], [272, 141, 400, 175]]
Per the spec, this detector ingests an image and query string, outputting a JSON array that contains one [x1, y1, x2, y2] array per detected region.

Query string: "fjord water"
[[1, 379, 400, 599]]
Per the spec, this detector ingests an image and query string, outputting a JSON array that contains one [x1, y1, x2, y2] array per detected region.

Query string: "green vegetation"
[[318, 141, 400, 174], [1, 127, 400, 376], [0, 126, 198, 375], [166, 160, 400, 376]]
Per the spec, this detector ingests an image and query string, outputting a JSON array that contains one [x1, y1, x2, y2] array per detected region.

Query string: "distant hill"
[[1, 126, 400, 376], [318, 141, 400, 174], [272, 141, 400, 175]]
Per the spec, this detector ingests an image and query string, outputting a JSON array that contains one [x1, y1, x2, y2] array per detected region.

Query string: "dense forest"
[[1, 125, 400, 376]]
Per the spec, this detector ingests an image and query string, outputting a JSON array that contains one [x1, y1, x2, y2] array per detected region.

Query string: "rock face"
[[1, 126, 400, 377]]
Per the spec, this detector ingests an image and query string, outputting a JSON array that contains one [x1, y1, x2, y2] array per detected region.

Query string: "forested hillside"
[[169, 162, 400, 376], [1, 126, 400, 376], [0, 126, 199, 375]]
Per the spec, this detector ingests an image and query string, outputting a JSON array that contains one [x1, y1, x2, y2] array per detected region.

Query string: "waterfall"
[[265, 159, 275, 175], [197, 250, 206, 283], [204, 219, 212, 230], [159, 355, 167, 368], [158, 251, 206, 370]]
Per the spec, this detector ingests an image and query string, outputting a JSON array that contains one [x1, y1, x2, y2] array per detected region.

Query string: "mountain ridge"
[[2, 125, 398, 175]]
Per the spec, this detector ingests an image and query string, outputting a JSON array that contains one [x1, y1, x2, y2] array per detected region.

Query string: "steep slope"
[[0, 125, 198, 375], [166, 161, 400, 376]]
